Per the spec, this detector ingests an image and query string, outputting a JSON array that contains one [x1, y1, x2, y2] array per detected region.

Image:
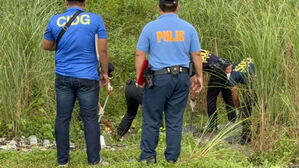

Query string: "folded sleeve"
[[97, 16, 107, 39], [136, 26, 150, 53], [189, 27, 201, 53], [43, 19, 55, 41]]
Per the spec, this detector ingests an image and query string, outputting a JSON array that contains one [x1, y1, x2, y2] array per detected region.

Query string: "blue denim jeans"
[[55, 74, 100, 164], [139, 73, 190, 162]]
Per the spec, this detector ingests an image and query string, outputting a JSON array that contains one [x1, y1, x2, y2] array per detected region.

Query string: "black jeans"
[[117, 80, 143, 136], [55, 74, 100, 165], [207, 74, 236, 129]]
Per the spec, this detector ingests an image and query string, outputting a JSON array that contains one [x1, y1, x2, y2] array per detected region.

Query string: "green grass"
[[0, 133, 252, 168], [1, 128, 296, 168], [0, 114, 297, 167]]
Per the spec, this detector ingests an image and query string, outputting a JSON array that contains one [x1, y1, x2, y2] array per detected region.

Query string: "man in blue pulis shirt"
[[42, 0, 109, 166], [135, 0, 203, 163]]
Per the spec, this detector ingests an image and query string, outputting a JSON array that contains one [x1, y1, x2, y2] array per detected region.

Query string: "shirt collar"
[[158, 14, 178, 19], [66, 7, 84, 12]]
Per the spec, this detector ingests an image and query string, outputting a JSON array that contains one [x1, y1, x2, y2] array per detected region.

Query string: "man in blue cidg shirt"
[[42, 0, 109, 166], [135, 0, 203, 163]]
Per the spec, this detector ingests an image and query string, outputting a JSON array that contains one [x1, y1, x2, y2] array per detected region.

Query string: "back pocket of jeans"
[[80, 79, 98, 91], [55, 76, 65, 89]]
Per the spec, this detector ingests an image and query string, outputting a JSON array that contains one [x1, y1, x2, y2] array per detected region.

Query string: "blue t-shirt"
[[229, 60, 255, 86], [44, 7, 107, 80], [136, 14, 201, 70]]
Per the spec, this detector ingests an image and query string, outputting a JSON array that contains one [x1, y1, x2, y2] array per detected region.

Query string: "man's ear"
[[158, 5, 166, 14], [176, 5, 180, 13], [157, 5, 162, 13], [83, 1, 86, 9]]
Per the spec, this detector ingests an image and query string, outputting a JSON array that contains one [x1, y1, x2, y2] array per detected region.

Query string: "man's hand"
[[100, 72, 109, 88], [136, 82, 145, 88], [190, 50, 203, 93], [191, 75, 203, 93]]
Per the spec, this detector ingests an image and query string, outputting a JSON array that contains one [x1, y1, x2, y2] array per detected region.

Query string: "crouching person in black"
[[115, 79, 144, 139], [200, 50, 237, 131], [229, 58, 256, 145]]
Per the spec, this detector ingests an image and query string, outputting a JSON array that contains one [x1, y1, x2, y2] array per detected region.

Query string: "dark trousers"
[[55, 74, 100, 165], [207, 75, 236, 128], [240, 89, 255, 140], [117, 81, 143, 137], [139, 73, 190, 162]]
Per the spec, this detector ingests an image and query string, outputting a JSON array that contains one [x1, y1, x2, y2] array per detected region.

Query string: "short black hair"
[[66, 0, 85, 5], [159, 0, 178, 12], [159, 4, 178, 12]]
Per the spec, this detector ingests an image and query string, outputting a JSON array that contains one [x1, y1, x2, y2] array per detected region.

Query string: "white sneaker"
[[92, 158, 109, 166], [58, 163, 68, 167]]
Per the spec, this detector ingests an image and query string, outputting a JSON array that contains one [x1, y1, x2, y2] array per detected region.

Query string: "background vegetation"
[[0, 0, 298, 167]]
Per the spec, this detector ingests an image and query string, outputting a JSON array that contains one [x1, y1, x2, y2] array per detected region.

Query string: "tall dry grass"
[[180, 0, 298, 160], [0, 0, 63, 134]]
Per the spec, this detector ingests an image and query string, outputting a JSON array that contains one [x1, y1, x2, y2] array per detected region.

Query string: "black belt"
[[154, 66, 189, 75]]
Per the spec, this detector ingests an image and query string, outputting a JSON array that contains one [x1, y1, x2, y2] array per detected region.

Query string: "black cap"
[[108, 62, 114, 78], [159, 0, 178, 5]]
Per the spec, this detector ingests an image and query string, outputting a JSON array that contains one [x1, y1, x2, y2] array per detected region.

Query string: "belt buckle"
[[170, 66, 179, 75]]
